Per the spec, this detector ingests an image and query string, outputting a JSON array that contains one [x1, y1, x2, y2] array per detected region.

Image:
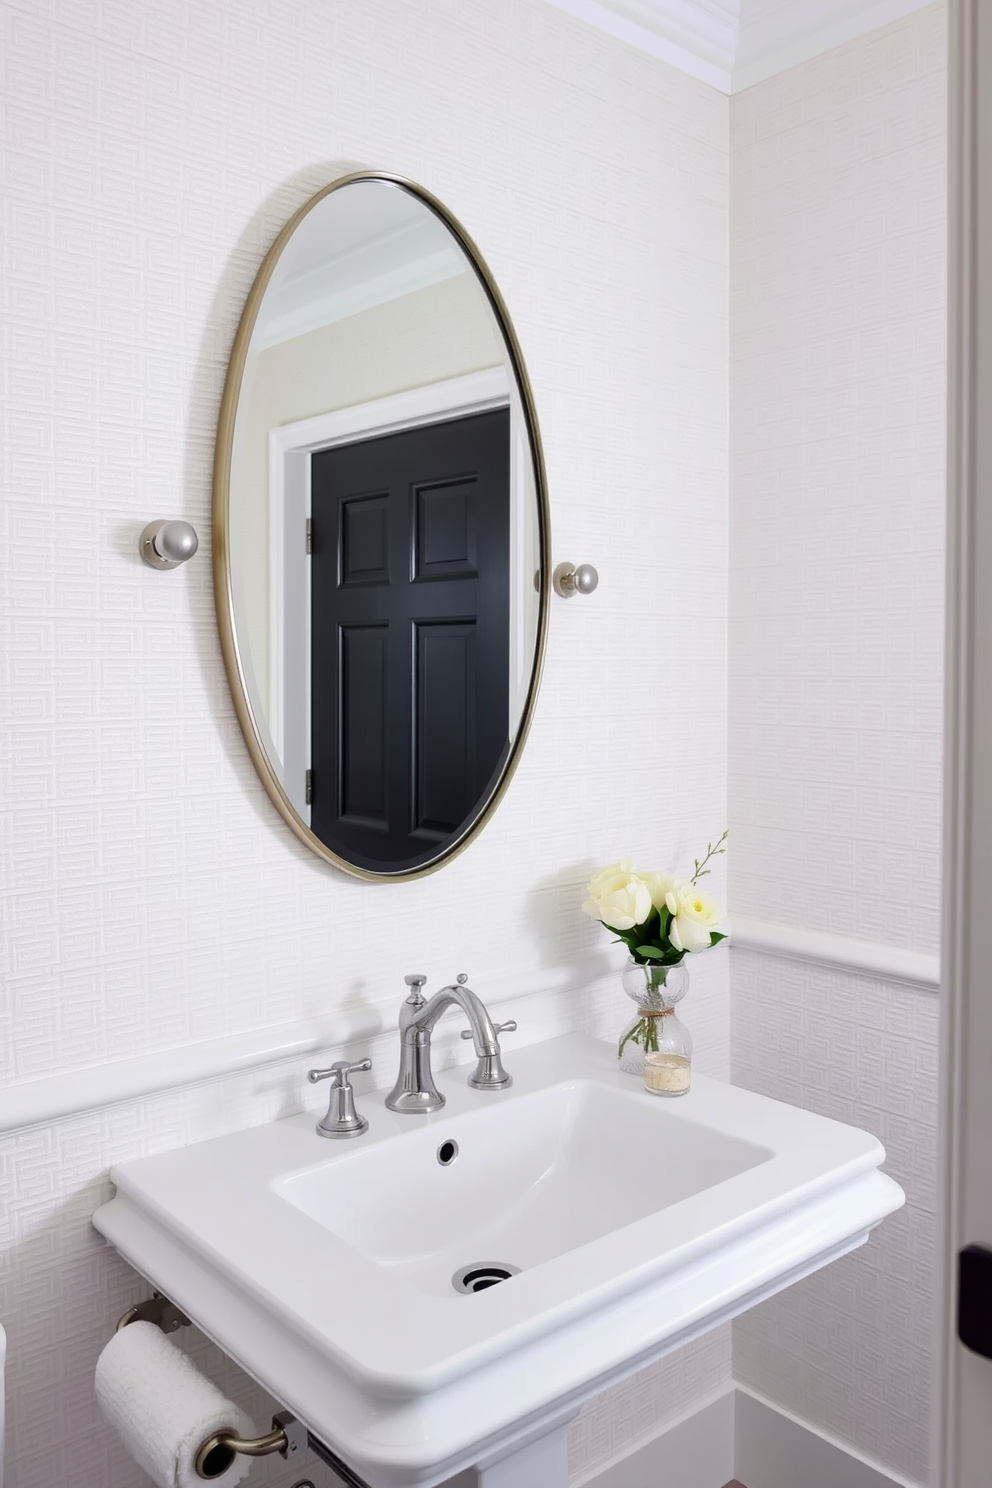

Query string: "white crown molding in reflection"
[[542, 0, 936, 93], [256, 217, 469, 348]]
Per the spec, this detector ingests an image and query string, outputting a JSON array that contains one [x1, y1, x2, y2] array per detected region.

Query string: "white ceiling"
[[541, 0, 934, 91]]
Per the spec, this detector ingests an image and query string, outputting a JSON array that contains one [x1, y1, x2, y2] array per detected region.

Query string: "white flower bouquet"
[[582, 831, 728, 963], [582, 832, 728, 1061]]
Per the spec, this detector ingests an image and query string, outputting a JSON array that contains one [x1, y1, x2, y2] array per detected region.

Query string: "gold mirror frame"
[[212, 171, 551, 881]]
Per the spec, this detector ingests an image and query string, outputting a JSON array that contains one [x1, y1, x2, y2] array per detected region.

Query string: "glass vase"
[[617, 958, 689, 1075], [643, 1011, 693, 1096]]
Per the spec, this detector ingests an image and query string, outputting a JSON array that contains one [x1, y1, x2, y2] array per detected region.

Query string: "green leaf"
[[636, 945, 664, 959], [709, 931, 728, 946]]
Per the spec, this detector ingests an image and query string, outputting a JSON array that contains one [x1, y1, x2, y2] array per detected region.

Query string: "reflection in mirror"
[[215, 175, 549, 878]]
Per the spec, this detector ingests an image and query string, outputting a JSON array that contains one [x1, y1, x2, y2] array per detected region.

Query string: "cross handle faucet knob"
[[307, 1058, 372, 1086], [461, 1020, 517, 1039], [306, 1059, 372, 1140]]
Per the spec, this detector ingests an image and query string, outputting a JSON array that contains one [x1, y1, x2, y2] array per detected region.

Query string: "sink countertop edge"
[[98, 1035, 894, 1390], [92, 1165, 904, 1485]]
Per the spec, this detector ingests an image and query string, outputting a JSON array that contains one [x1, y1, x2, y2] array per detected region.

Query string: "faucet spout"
[[418, 982, 500, 1057], [385, 974, 512, 1113]]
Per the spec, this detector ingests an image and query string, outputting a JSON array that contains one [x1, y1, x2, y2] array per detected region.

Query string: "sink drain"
[[452, 1262, 521, 1294]]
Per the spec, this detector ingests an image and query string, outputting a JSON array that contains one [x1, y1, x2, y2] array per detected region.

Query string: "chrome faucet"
[[385, 973, 513, 1114]]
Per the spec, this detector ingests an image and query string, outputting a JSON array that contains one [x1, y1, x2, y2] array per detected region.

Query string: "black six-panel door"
[[309, 409, 511, 873]]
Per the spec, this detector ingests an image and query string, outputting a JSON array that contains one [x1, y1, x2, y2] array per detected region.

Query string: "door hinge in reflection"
[[306, 517, 312, 554], [305, 769, 313, 805]]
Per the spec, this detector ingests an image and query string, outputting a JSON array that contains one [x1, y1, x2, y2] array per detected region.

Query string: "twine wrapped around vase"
[[618, 1004, 673, 1057], [617, 959, 689, 1071]]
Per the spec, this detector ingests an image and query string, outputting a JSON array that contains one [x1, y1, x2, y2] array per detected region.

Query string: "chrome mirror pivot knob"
[[307, 1058, 371, 1139], [139, 519, 199, 570], [553, 560, 599, 598]]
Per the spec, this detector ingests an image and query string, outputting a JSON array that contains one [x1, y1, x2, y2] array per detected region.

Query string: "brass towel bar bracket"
[[116, 1291, 190, 1335], [115, 1294, 373, 1488], [195, 1410, 307, 1479]]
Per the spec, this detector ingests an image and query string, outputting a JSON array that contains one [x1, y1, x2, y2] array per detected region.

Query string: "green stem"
[[692, 828, 729, 884], [618, 1016, 661, 1058]]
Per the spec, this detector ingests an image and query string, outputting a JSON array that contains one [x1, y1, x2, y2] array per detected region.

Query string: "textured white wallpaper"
[[729, 3, 946, 955], [0, 0, 729, 1485], [731, 954, 938, 1481], [728, 7, 946, 1483]]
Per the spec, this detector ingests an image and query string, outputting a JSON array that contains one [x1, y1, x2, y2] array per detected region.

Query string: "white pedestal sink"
[[92, 1034, 902, 1488]]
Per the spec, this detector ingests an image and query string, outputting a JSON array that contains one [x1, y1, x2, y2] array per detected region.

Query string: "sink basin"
[[278, 1079, 771, 1298], [92, 1033, 902, 1488]]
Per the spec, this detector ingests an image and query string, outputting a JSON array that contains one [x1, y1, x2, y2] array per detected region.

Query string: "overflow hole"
[[437, 1139, 458, 1166]]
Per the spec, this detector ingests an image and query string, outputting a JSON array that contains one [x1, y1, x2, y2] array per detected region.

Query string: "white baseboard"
[[582, 1385, 922, 1488], [574, 1386, 736, 1488], [733, 1389, 924, 1488]]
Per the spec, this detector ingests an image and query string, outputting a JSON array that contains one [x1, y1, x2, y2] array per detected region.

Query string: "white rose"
[[670, 886, 722, 953], [582, 861, 653, 931], [644, 870, 686, 917]]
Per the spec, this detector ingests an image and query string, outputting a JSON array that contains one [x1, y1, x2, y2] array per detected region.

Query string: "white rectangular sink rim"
[[93, 1034, 903, 1487], [275, 1075, 774, 1299]]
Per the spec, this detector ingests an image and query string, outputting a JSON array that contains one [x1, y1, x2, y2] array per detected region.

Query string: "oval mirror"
[[214, 173, 550, 880]]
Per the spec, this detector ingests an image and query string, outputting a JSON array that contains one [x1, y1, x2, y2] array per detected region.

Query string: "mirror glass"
[[215, 175, 549, 879]]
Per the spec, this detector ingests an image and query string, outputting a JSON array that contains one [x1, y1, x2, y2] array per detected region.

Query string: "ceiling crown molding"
[[541, 0, 737, 88], [542, 0, 936, 92]]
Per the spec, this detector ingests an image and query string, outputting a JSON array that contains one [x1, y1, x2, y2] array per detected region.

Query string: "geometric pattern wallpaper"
[[3, 0, 945, 1479], [0, 0, 731, 1483], [729, 8, 946, 1482], [732, 956, 939, 1482], [730, 4, 946, 961]]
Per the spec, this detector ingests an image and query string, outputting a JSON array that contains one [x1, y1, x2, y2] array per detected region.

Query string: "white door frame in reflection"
[[267, 365, 538, 822]]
